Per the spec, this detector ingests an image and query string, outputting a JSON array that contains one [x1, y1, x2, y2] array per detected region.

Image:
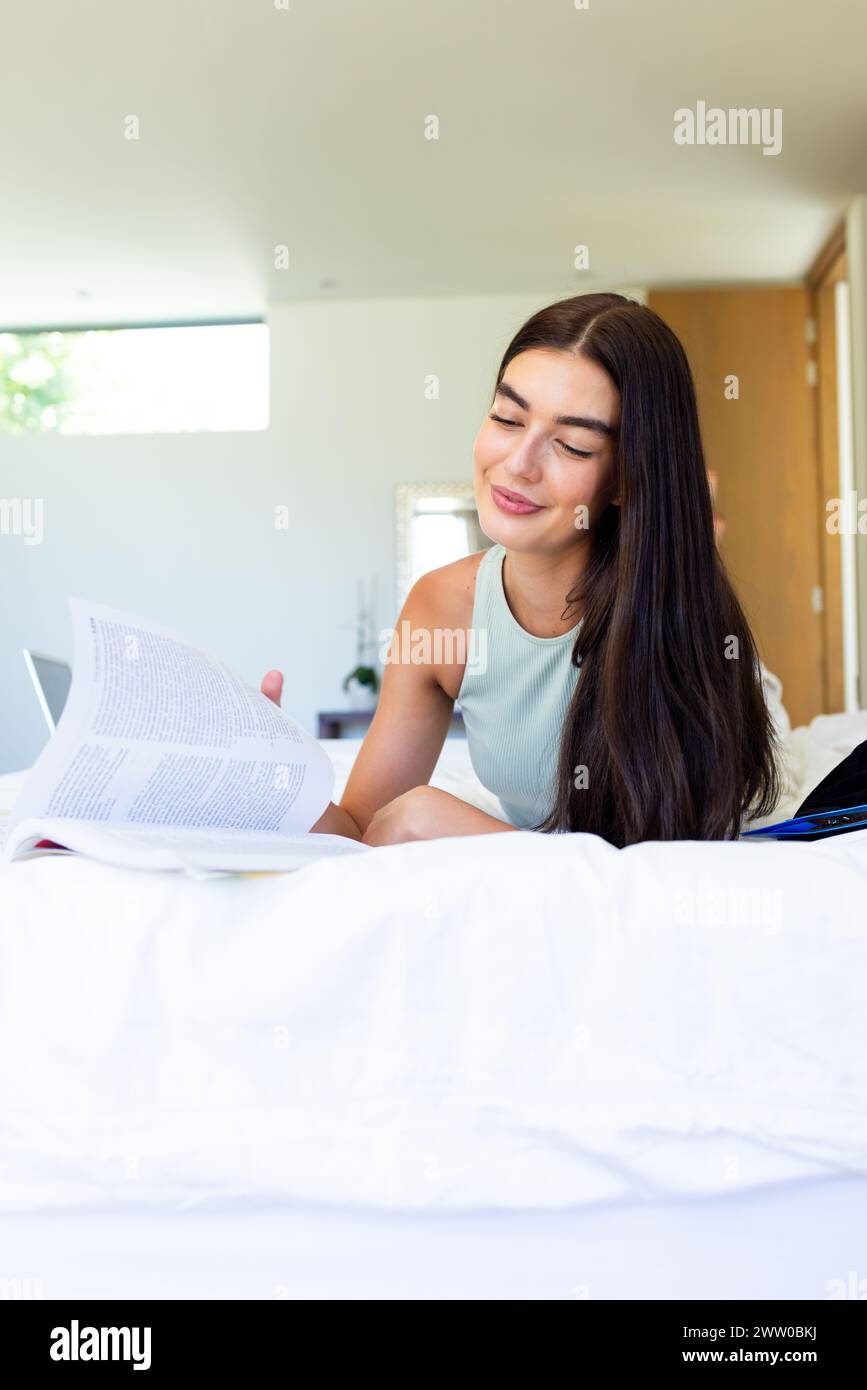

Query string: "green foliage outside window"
[[0, 332, 75, 434]]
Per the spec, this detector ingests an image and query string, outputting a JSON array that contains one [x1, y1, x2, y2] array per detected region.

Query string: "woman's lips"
[[491, 483, 544, 516]]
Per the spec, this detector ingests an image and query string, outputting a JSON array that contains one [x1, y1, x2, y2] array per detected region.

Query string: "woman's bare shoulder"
[[402, 551, 489, 701], [409, 549, 489, 628]]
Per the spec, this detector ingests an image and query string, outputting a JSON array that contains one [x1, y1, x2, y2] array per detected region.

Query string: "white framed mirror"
[[394, 482, 493, 612]]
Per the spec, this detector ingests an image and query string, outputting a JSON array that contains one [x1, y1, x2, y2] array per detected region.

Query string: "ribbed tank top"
[[456, 543, 584, 829]]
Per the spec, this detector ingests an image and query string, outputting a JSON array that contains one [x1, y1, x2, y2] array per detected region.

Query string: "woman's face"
[[473, 347, 621, 554]]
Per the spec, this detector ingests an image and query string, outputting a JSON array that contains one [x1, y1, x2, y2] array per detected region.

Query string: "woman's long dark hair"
[[493, 292, 781, 847]]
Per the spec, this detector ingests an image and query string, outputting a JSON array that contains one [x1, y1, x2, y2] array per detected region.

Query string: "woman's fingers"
[[260, 669, 284, 706]]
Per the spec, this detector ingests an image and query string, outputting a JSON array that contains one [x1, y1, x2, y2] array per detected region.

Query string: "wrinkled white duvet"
[[2, 714, 867, 1217]]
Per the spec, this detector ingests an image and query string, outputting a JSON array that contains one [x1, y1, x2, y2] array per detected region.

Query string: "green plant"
[[341, 575, 381, 698], [342, 664, 380, 693]]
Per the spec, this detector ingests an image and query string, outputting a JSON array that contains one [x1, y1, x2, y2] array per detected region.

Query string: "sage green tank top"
[[456, 543, 584, 829]]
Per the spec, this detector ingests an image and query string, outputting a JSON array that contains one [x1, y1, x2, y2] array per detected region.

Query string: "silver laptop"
[[23, 650, 72, 733]]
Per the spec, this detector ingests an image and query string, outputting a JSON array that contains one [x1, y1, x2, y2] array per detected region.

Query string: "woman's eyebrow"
[[495, 381, 614, 436]]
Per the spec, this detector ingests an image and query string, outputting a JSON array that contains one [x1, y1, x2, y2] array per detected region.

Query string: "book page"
[[8, 819, 367, 873], [9, 599, 335, 839]]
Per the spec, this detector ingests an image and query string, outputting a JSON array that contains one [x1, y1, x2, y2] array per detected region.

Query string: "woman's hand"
[[362, 784, 517, 846]]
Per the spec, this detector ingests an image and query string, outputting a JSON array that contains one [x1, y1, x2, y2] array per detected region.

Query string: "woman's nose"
[[504, 437, 543, 478]]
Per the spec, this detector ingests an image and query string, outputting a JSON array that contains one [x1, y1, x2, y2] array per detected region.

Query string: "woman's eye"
[[489, 413, 592, 459]]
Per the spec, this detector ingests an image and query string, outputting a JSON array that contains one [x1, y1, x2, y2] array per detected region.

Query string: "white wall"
[[0, 290, 587, 773]]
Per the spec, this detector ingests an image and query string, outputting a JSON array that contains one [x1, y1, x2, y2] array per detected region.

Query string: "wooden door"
[[648, 287, 825, 729]]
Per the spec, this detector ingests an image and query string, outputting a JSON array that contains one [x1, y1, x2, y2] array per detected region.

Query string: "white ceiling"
[[1, 0, 865, 328]]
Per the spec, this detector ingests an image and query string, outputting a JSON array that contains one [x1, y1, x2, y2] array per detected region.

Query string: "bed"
[[1, 716, 867, 1301]]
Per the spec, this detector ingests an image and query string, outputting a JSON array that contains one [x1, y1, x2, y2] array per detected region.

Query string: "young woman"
[[262, 292, 782, 849]]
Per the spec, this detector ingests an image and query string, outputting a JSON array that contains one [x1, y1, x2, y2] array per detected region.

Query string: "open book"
[[3, 599, 369, 875]]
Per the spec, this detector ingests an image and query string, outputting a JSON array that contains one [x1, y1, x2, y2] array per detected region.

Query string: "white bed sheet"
[[2, 779, 867, 1212], [3, 1176, 866, 1301], [2, 717, 867, 1300]]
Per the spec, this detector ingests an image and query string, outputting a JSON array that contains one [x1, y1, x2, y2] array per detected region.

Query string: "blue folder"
[[742, 801, 867, 840]]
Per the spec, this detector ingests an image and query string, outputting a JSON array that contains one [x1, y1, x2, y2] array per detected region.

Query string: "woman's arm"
[[362, 784, 517, 845], [262, 566, 469, 841]]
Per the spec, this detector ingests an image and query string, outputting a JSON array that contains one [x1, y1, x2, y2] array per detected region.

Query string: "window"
[[0, 322, 269, 435]]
